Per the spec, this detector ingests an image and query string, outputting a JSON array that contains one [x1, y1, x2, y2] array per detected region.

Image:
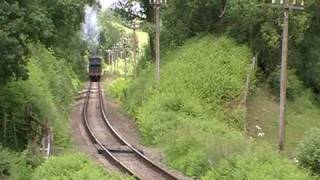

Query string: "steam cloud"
[[82, 5, 101, 55]]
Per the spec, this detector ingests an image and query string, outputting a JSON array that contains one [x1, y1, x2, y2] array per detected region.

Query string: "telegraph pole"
[[271, 0, 304, 152], [133, 23, 137, 77], [130, 22, 139, 78], [107, 49, 112, 74], [122, 39, 129, 79], [150, 0, 166, 85], [278, 0, 289, 152], [155, 4, 160, 83]]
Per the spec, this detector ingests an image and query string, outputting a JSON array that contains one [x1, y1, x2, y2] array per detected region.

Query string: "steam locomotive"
[[89, 57, 102, 82]]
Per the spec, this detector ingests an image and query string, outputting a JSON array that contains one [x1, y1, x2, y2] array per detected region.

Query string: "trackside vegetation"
[[202, 147, 311, 180], [32, 153, 131, 180], [0, 44, 81, 150], [108, 35, 313, 178], [0, 43, 83, 178], [0, 149, 129, 180], [0, 1, 125, 178], [296, 128, 320, 175]]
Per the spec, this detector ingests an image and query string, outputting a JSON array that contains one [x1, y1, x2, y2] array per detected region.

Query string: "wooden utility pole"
[[132, 23, 138, 78], [150, 0, 166, 85], [107, 49, 112, 74], [124, 55, 128, 79], [273, 0, 304, 152], [112, 49, 117, 75], [278, 0, 289, 152], [110, 51, 114, 74], [116, 50, 119, 75], [12, 113, 18, 148], [155, 5, 160, 84], [121, 39, 129, 79], [3, 113, 7, 146]]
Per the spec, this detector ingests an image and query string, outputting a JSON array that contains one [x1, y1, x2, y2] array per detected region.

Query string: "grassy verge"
[[32, 153, 132, 180], [0, 147, 130, 180], [247, 87, 320, 155]]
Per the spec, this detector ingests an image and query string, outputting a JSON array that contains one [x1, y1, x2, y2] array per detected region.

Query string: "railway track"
[[82, 81, 179, 180]]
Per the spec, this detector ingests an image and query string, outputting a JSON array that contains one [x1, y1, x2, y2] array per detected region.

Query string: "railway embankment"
[[108, 35, 313, 179]]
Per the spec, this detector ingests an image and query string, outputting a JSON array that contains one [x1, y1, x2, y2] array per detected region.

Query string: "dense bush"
[[0, 147, 43, 180], [123, 65, 155, 116], [115, 35, 312, 178], [0, 43, 82, 149], [136, 36, 250, 142], [161, 120, 248, 177], [202, 149, 313, 180], [108, 78, 129, 103], [120, 36, 251, 177], [296, 128, 320, 175], [32, 153, 130, 180], [269, 67, 304, 100], [0, 147, 12, 177], [299, 35, 320, 93]]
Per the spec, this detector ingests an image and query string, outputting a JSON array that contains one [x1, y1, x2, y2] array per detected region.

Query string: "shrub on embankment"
[[0, 43, 82, 149], [0, 44, 127, 179], [32, 153, 131, 180], [296, 128, 320, 175], [109, 35, 313, 178], [202, 147, 312, 180]]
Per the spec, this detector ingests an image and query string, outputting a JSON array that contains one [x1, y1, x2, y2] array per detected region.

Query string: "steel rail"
[[97, 82, 179, 180], [82, 82, 139, 178]]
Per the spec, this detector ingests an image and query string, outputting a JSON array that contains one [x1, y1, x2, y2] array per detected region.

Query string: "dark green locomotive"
[[89, 57, 102, 82]]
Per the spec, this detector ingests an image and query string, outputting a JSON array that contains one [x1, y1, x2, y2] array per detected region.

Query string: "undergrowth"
[[0, 43, 82, 149], [32, 153, 131, 180], [0, 43, 84, 178], [109, 35, 313, 178]]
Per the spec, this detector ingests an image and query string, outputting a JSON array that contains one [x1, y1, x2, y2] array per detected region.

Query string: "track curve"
[[82, 81, 180, 180]]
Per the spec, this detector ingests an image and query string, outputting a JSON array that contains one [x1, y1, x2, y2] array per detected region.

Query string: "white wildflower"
[[255, 125, 262, 130]]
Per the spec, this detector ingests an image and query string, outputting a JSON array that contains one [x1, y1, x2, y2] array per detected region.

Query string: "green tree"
[[98, 10, 123, 52]]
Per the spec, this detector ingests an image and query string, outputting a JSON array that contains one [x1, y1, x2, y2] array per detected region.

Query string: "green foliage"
[[9, 151, 36, 180], [246, 88, 320, 155], [222, 0, 320, 94], [123, 65, 155, 116], [296, 128, 320, 175], [99, 10, 123, 51], [298, 35, 320, 93], [108, 78, 129, 102], [0, 147, 12, 176], [164, 133, 209, 177], [123, 36, 251, 177], [202, 148, 313, 180], [0, 147, 44, 180], [32, 153, 130, 180], [160, 36, 250, 106], [161, 119, 248, 177], [0, 44, 81, 149], [121, 35, 311, 178], [269, 67, 305, 100], [114, 0, 320, 95], [0, 0, 93, 86]]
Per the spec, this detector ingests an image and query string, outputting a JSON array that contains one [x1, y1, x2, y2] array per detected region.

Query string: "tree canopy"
[[0, 0, 95, 86]]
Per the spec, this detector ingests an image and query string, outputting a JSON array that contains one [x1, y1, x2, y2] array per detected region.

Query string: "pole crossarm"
[[257, 1, 304, 10]]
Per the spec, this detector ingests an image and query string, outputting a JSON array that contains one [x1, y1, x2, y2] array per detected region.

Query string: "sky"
[[99, 0, 119, 9]]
